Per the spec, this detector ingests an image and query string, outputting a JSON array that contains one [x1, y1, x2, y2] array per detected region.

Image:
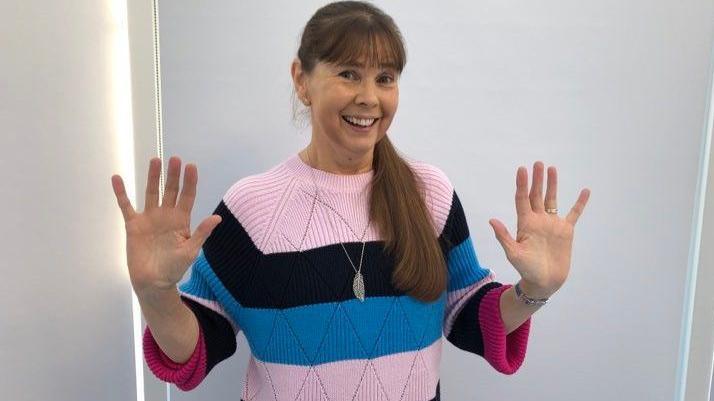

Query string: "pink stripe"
[[405, 158, 454, 237], [477, 284, 531, 375], [241, 338, 442, 401], [143, 323, 208, 391], [443, 272, 495, 337], [220, 154, 458, 255]]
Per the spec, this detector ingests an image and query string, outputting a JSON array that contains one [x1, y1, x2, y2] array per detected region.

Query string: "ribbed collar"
[[283, 152, 374, 193]]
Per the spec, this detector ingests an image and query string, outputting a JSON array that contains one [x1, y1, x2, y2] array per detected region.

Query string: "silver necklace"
[[303, 149, 370, 302]]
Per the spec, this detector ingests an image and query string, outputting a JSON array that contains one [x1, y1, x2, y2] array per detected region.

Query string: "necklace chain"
[[316, 199, 368, 273], [303, 148, 370, 301]]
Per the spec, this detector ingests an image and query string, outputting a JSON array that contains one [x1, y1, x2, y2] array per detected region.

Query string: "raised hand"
[[110, 156, 222, 297], [488, 161, 590, 297]]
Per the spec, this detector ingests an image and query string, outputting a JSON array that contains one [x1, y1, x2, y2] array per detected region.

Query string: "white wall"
[[0, 1, 138, 400], [152, 1, 714, 401]]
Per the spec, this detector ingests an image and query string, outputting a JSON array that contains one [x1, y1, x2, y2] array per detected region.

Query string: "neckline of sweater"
[[283, 152, 374, 193]]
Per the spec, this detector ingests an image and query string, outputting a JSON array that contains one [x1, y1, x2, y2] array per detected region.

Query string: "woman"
[[111, 1, 590, 399]]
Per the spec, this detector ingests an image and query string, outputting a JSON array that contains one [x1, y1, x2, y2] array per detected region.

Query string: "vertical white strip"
[[152, 0, 166, 195], [674, 36, 714, 401], [108, 0, 143, 400], [151, 0, 169, 399]]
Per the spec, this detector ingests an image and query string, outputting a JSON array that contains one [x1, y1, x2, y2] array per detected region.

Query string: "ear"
[[291, 58, 309, 103]]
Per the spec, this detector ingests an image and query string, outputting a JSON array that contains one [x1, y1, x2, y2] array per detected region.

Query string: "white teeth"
[[344, 116, 376, 127]]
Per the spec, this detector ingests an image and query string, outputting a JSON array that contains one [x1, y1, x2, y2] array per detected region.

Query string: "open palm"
[[488, 161, 591, 297], [111, 156, 222, 297]]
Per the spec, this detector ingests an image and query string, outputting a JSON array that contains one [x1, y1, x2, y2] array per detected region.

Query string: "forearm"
[[499, 281, 549, 334], [138, 287, 200, 364]]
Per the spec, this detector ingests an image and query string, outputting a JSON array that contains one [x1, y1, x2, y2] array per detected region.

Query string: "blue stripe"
[[180, 251, 447, 365], [178, 252, 219, 302], [179, 249, 243, 328], [447, 236, 492, 291]]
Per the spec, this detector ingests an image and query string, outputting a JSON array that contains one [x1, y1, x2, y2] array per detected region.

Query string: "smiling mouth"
[[342, 115, 379, 128]]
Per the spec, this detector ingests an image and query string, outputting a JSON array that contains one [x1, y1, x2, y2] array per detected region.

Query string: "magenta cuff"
[[142, 323, 208, 391], [477, 284, 531, 374]]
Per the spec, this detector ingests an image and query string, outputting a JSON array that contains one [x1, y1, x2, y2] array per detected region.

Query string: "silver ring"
[[545, 208, 558, 214]]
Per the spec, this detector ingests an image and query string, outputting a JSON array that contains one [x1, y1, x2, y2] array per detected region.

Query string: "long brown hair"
[[292, 0, 447, 302]]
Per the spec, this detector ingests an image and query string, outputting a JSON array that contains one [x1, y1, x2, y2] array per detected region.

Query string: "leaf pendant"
[[353, 272, 365, 302]]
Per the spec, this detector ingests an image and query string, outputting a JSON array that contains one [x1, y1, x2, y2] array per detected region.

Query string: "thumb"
[[188, 214, 223, 251], [489, 218, 516, 255]]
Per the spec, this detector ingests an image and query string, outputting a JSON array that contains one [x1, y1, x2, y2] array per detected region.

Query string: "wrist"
[[137, 285, 180, 308], [517, 279, 553, 299]]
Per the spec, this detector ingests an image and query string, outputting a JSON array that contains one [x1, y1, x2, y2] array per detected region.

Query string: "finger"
[[566, 188, 591, 225], [177, 163, 198, 214], [144, 157, 161, 211], [544, 165, 558, 211], [187, 214, 223, 251], [529, 161, 545, 213], [515, 166, 531, 218], [489, 218, 516, 254], [161, 156, 181, 208], [111, 175, 136, 222]]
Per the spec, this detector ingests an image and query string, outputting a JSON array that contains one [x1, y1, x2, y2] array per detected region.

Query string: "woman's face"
[[292, 57, 400, 159]]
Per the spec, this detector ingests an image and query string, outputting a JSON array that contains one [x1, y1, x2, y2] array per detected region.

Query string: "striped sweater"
[[143, 152, 531, 400]]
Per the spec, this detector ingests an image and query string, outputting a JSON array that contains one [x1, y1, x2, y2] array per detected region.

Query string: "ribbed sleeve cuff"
[[477, 284, 531, 375], [143, 323, 208, 391]]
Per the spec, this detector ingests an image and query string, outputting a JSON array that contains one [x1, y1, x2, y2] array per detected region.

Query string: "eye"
[[339, 70, 358, 80], [378, 75, 395, 84]]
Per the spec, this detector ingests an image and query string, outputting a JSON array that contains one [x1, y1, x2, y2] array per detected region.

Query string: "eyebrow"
[[340, 61, 399, 71]]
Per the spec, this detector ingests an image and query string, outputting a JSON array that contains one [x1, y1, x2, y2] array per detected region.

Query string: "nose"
[[354, 80, 379, 108]]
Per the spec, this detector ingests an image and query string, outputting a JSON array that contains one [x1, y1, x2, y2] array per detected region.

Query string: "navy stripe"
[[445, 281, 503, 355], [437, 190, 470, 256], [179, 296, 237, 375], [201, 201, 263, 304], [240, 240, 407, 308]]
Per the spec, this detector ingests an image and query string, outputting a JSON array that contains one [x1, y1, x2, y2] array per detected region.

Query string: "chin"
[[339, 138, 377, 154]]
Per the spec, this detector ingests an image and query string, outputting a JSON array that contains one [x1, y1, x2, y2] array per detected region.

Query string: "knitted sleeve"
[[436, 181, 531, 375], [142, 197, 249, 391]]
